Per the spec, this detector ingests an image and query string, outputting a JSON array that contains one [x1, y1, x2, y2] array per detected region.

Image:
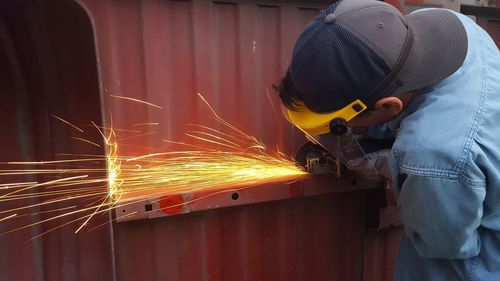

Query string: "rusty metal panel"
[[1, 0, 405, 280], [78, 0, 329, 213], [363, 228, 404, 281], [78, 0, 325, 155], [77, 0, 338, 214], [76, 0, 403, 280], [115, 191, 376, 281], [0, 1, 113, 281], [114, 176, 380, 221]]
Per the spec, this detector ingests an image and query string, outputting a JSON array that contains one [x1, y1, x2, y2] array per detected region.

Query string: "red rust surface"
[[76, 1, 403, 280], [0, 1, 113, 280], [0, 0, 408, 280]]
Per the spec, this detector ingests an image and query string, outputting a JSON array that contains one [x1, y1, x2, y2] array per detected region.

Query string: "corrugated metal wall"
[[77, 1, 402, 280], [0, 1, 113, 280], [113, 191, 371, 281], [79, 0, 325, 156], [0, 0, 406, 280]]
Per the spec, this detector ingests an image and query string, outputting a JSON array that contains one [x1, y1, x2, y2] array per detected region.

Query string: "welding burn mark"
[[0, 94, 306, 239]]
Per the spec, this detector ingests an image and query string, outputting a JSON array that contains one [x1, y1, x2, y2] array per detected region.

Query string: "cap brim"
[[397, 9, 468, 92]]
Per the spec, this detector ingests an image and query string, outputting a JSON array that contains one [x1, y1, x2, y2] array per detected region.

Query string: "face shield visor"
[[283, 100, 379, 179]]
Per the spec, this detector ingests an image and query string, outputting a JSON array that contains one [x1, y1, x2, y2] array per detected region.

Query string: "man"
[[275, 0, 500, 280]]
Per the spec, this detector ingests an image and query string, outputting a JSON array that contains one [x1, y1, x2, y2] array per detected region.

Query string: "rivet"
[[352, 104, 363, 112], [377, 22, 384, 28], [325, 14, 336, 24]]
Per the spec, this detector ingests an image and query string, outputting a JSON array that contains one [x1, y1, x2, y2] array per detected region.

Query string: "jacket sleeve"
[[398, 175, 486, 259]]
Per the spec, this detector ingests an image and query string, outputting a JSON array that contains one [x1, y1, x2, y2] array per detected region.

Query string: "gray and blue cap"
[[289, 0, 468, 113]]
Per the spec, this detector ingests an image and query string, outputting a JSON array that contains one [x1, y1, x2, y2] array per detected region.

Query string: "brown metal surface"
[[114, 190, 378, 281], [77, 0, 403, 280], [1, 0, 405, 280], [115, 174, 381, 222], [363, 228, 403, 281], [0, 1, 114, 281]]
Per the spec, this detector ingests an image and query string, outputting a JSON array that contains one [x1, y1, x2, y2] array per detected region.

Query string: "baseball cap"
[[288, 0, 468, 113]]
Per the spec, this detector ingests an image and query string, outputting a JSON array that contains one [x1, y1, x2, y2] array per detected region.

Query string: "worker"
[[275, 0, 500, 280]]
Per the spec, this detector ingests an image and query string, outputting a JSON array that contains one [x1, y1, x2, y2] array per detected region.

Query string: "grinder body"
[[295, 141, 343, 177]]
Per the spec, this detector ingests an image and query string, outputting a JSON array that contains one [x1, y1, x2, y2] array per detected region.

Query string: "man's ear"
[[373, 96, 403, 118], [349, 96, 407, 127]]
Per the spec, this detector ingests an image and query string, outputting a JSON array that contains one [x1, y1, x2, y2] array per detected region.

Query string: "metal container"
[[0, 1, 406, 280]]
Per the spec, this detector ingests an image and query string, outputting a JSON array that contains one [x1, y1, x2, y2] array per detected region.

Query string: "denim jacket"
[[369, 10, 500, 281]]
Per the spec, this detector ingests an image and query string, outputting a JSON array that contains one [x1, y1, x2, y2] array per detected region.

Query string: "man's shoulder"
[[393, 77, 486, 178], [393, 9, 500, 177]]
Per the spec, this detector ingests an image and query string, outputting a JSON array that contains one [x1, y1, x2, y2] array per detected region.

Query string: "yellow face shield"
[[282, 99, 367, 136], [284, 99, 378, 179]]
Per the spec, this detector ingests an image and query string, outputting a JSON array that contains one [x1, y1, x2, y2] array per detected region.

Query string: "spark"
[[71, 137, 101, 147], [110, 94, 163, 109], [51, 114, 84, 132], [125, 152, 176, 162], [265, 86, 283, 128], [186, 124, 248, 145], [7, 158, 103, 164], [16, 206, 77, 217], [0, 214, 17, 222], [74, 197, 108, 234], [184, 132, 240, 150], [163, 139, 212, 151], [1, 182, 38, 189], [117, 132, 158, 141], [115, 150, 305, 201], [109, 94, 307, 201], [0, 93, 306, 240], [87, 125, 141, 133], [1, 175, 89, 198], [86, 210, 138, 232], [132, 123, 159, 127], [185, 130, 241, 148]]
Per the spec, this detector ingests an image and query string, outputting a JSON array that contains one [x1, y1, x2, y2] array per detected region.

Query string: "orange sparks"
[[0, 214, 17, 222], [0, 94, 306, 239], [51, 114, 84, 132], [71, 137, 101, 147], [110, 94, 163, 109], [132, 122, 159, 127]]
